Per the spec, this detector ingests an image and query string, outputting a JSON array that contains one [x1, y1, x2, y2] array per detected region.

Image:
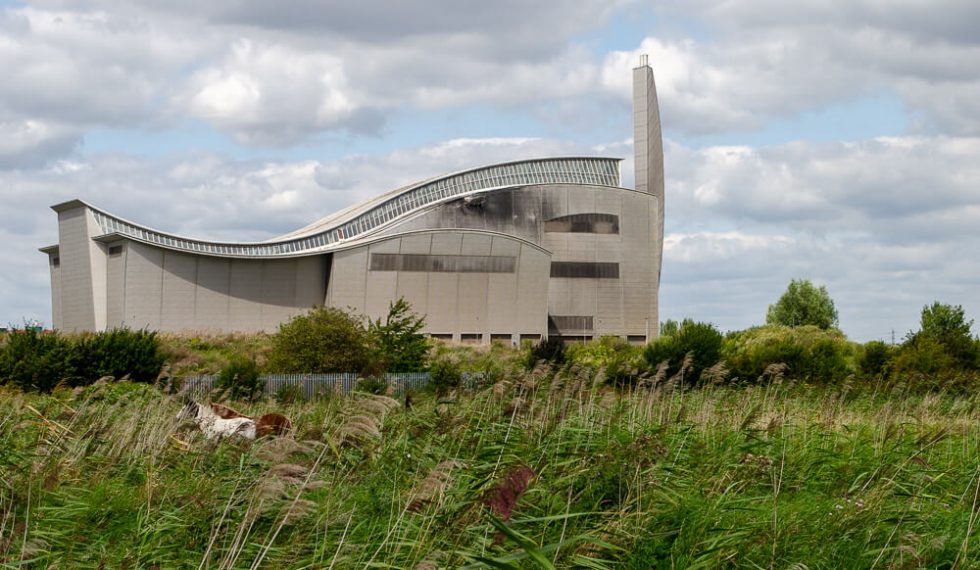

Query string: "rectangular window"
[[549, 315, 594, 331], [544, 213, 619, 234], [550, 261, 619, 279], [460, 333, 482, 344], [108, 245, 123, 257], [430, 333, 453, 341], [370, 253, 516, 273], [52, 256, 60, 267]]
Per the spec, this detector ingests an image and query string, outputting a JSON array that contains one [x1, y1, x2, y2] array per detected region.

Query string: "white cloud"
[[659, 135, 980, 339], [622, 1, 980, 135], [4, 0, 978, 152], [178, 39, 365, 145], [0, 118, 80, 168]]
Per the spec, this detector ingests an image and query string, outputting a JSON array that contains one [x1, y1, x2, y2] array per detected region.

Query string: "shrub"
[[0, 329, 76, 392], [0, 328, 164, 392], [723, 325, 853, 383], [355, 376, 389, 395], [566, 336, 636, 367], [643, 321, 723, 385], [368, 298, 429, 372], [275, 383, 306, 405], [73, 328, 165, 383], [525, 337, 565, 369], [888, 334, 954, 377], [567, 336, 644, 386], [859, 341, 894, 378], [429, 358, 462, 395], [214, 356, 263, 402], [267, 306, 371, 373]]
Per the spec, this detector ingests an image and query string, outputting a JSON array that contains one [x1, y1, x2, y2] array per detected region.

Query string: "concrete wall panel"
[[195, 256, 231, 331], [328, 249, 368, 312], [430, 233, 462, 255], [105, 245, 125, 328], [56, 207, 96, 331], [228, 260, 263, 331], [124, 242, 164, 330], [294, 256, 327, 312], [364, 246, 398, 321], [160, 252, 197, 331], [460, 233, 492, 256], [48, 257, 62, 329], [425, 273, 459, 335]]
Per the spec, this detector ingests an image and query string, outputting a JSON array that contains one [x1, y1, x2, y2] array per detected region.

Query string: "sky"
[[2, 0, 978, 342]]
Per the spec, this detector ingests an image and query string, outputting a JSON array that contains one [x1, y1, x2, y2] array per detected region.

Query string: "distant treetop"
[[766, 279, 839, 330]]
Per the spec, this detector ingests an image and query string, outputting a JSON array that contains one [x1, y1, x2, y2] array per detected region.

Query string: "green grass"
[[3, 370, 980, 568], [158, 332, 274, 376]]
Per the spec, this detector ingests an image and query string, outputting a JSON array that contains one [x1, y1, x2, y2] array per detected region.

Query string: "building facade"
[[41, 59, 665, 343]]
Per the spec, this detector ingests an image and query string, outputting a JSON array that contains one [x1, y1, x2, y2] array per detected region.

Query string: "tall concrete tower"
[[633, 54, 665, 337]]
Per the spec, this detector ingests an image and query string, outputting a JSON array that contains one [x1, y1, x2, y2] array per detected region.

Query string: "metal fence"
[[182, 372, 484, 400]]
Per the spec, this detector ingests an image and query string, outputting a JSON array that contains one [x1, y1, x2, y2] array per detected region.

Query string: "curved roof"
[[55, 156, 622, 259]]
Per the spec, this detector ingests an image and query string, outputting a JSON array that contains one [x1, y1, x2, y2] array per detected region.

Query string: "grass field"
[[3, 367, 980, 569]]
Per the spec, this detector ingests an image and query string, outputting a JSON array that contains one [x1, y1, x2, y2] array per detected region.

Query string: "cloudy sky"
[[2, 0, 978, 341]]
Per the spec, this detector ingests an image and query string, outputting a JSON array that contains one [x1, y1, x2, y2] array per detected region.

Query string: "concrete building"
[[40, 57, 664, 343]]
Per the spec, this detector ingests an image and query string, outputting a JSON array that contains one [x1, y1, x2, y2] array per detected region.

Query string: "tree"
[[766, 279, 839, 330], [917, 302, 976, 368], [266, 306, 371, 373], [368, 298, 429, 373], [659, 319, 681, 337]]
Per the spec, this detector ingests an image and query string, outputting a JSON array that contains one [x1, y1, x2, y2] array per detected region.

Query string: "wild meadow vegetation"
[[6, 365, 980, 568], [2, 286, 980, 568]]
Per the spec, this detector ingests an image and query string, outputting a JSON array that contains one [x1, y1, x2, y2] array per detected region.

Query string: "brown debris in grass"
[[484, 465, 536, 521]]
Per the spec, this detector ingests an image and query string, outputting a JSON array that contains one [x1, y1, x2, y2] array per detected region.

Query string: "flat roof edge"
[[51, 199, 89, 213]]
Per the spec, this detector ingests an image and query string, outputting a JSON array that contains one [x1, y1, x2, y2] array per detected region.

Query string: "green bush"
[[214, 356, 263, 402], [73, 328, 165, 383], [566, 336, 636, 367], [525, 337, 565, 369], [429, 358, 462, 395], [368, 298, 429, 372], [0, 329, 76, 392], [643, 321, 723, 385], [267, 306, 371, 373], [567, 336, 644, 386], [355, 376, 388, 395], [859, 340, 894, 378], [887, 334, 954, 376], [0, 328, 164, 392], [723, 325, 853, 383]]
